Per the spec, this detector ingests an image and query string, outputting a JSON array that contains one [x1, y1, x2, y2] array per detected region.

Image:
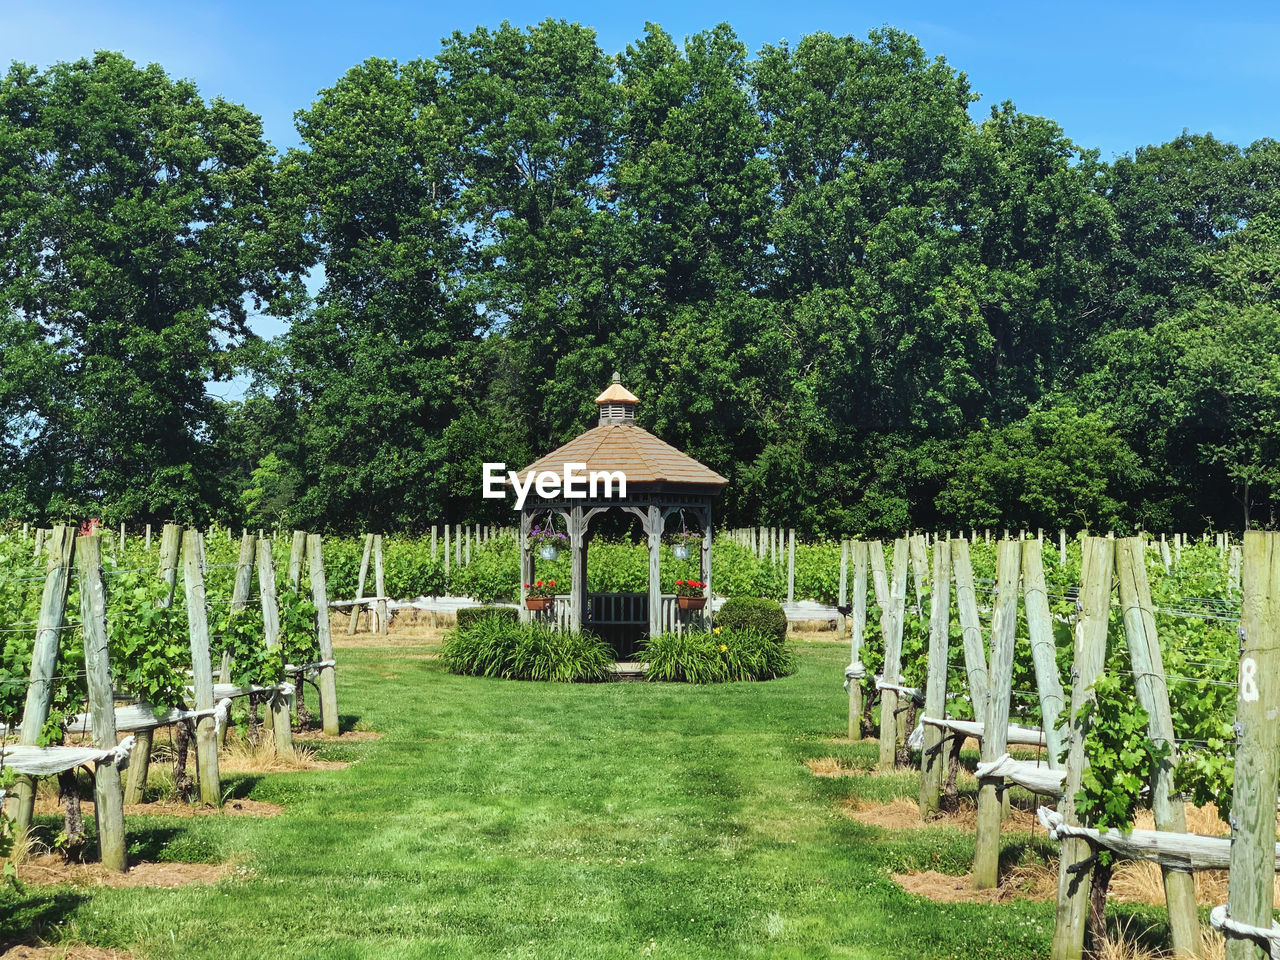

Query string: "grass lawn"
[[2, 624, 1156, 959]]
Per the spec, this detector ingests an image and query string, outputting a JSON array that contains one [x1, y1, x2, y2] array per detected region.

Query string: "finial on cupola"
[[595, 373, 639, 425]]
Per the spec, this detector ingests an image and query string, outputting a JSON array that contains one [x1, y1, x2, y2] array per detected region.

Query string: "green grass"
[[2, 637, 1108, 959]]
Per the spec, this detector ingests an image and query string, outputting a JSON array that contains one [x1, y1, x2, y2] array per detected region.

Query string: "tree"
[[0, 52, 305, 522]]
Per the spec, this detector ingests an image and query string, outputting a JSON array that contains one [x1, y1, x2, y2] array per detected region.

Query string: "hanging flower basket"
[[672, 544, 691, 560], [539, 544, 559, 560], [529, 523, 567, 561], [669, 529, 701, 560], [677, 595, 707, 611]]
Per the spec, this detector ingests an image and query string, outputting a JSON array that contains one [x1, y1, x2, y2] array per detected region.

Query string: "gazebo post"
[[569, 504, 585, 633], [701, 506, 714, 629], [647, 504, 665, 639]]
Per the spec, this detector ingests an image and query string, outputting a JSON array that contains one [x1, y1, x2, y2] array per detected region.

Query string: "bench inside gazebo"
[[516, 375, 727, 659]]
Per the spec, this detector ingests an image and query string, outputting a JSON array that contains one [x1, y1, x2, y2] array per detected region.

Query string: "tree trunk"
[[174, 720, 195, 801], [57, 770, 86, 862], [942, 736, 964, 812], [1086, 858, 1113, 958], [896, 701, 918, 768]]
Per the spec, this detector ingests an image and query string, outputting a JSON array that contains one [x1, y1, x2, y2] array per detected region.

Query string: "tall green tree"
[[0, 52, 304, 522]]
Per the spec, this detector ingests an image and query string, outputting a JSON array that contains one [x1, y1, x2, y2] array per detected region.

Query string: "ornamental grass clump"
[[639, 627, 794, 683], [443, 618, 614, 682]]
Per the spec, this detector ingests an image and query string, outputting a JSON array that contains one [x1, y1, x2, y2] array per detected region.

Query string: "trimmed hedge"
[[455, 605, 518, 631], [443, 618, 614, 682], [716, 597, 788, 643], [639, 628, 795, 683]]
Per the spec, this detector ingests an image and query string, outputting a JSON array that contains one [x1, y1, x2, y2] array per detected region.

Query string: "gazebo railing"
[[528, 592, 706, 640]]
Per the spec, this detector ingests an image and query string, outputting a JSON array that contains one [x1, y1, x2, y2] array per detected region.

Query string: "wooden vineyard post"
[[348, 533, 373, 635], [12, 525, 76, 834], [1223, 531, 1280, 960], [787, 529, 796, 605], [1115, 537, 1199, 957], [218, 533, 257, 746], [287, 530, 307, 588], [257, 538, 293, 754], [838, 540, 849, 628], [847, 541, 868, 740], [872, 539, 908, 770], [431, 524, 438, 559], [1051, 536, 1114, 960], [1228, 544, 1242, 601], [909, 534, 929, 617], [1022, 539, 1065, 768], [308, 534, 339, 736], [125, 523, 181, 805], [77, 533, 127, 871], [951, 538, 989, 720], [444, 523, 451, 580], [973, 539, 1021, 889], [919, 539, 951, 817], [182, 530, 221, 805], [374, 534, 388, 635], [454, 523, 461, 569]]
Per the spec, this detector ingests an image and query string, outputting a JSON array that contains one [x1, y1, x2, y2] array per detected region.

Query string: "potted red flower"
[[674, 579, 707, 611], [524, 580, 557, 611]]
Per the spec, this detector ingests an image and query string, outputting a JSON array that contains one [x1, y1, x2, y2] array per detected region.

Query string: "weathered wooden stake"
[[786, 529, 796, 604], [848, 541, 868, 740], [444, 523, 451, 579], [1116, 537, 1199, 957], [218, 533, 257, 745], [77, 534, 127, 871], [909, 535, 929, 617], [973, 539, 1021, 889], [308, 534, 339, 736], [872, 539, 908, 769], [374, 534, 388, 635], [1223, 531, 1280, 960], [951, 538, 989, 719], [1050, 536, 1114, 960], [287, 530, 307, 588], [12, 526, 76, 834], [256, 538, 293, 754], [182, 530, 221, 805], [349, 533, 373, 635], [919, 539, 951, 817], [1022, 539, 1065, 768]]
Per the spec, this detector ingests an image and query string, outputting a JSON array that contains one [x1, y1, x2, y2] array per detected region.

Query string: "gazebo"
[[516, 375, 727, 657]]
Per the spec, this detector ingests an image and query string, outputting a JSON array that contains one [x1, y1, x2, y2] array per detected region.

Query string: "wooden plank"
[[951, 538, 989, 719], [919, 539, 951, 817], [182, 530, 221, 805], [287, 530, 307, 589], [77, 533, 127, 871], [307, 534, 339, 736], [848, 542, 868, 740], [1115, 537, 1198, 956], [374, 534, 388, 635], [973, 539, 1021, 889], [1050, 536, 1114, 960], [1022, 539, 1065, 768], [257, 538, 293, 754], [12, 524, 76, 834], [909, 534, 929, 617], [348, 533, 373, 635], [1225, 531, 1280, 960]]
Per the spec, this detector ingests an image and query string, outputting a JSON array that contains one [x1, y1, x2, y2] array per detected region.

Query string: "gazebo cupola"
[[516, 375, 728, 657], [596, 372, 638, 425]]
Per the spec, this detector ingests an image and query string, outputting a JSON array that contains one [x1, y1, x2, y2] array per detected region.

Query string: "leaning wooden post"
[[838, 540, 849, 624], [257, 538, 293, 754], [307, 534, 339, 736], [1050, 536, 1114, 960], [77, 533, 127, 871], [1022, 539, 1066, 768], [909, 534, 929, 617], [1115, 537, 1200, 957], [218, 532, 258, 745], [12, 525, 76, 834], [873, 539, 908, 769], [786, 529, 796, 604], [348, 533, 373, 635], [973, 539, 1021, 889], [1222, 531, 1280, 960], [374, 534, 388, 635], [846, 541, 869, 740], [124, 523, 181, 805], [919, 539, 951, 817], [287, 530, 307, 589], [182, 530, 221, 805], [951, 538, 990, 722]]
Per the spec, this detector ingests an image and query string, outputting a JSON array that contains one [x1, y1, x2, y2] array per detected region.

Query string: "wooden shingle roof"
[[519, 424, 728, 487]]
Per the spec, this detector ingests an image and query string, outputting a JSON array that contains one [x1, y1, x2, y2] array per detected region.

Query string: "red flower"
[[536, 580, 544, 588], [676, 579, 685, 586], [548, 580, 556, 588]]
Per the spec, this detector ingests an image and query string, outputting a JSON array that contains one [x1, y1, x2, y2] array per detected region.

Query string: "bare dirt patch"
[[32, 797, 283, 818], [844, 796, 1038, 832], [893, 865, 1057, 903], [1, 945, 139, 959], [15, 854, 238, 889]]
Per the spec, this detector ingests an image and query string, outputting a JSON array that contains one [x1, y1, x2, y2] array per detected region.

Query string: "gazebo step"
[[611, 662, 647, 681]]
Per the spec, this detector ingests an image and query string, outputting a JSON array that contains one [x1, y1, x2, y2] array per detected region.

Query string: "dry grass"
[[0, 945, 140, 959], [805, 756, 869, 778], [892, 863, 1057, 903], [843, 795, 1036, 832], [1089, 920, 1225, 960], [218, 733, 346, 773], [15, 853, 240, 889]]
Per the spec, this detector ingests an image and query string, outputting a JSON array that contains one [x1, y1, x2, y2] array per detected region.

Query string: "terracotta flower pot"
[[677, 595, 707, 611], [525, 596, 552, 611]]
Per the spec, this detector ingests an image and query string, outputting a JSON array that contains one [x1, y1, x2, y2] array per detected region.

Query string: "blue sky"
[[3, 0, 1277, 392]]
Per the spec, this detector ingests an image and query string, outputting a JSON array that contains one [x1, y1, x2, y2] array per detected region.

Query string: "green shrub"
[[716, 597, 788, 643], [639, 628, 794, 683], [455, 605, 518, 631], [443, 619, 614, 682]]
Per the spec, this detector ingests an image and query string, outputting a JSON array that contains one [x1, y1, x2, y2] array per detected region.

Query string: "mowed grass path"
[[3, 633, 1061, 959]]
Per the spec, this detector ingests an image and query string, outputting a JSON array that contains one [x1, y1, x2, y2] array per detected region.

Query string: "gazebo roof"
[[519, 376, 727, 488], [520, 424, 728, 487]]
